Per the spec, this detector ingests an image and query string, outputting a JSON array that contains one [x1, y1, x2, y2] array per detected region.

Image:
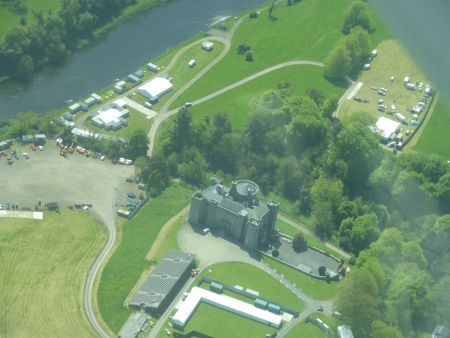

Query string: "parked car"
[[127, 192, 137, 199], [203, 228, 210, 234]]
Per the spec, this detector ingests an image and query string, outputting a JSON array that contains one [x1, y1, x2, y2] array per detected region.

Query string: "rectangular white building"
[[172, 286, 282, 329], [137, 77, 173, 103], [375, 116, 400, 141]]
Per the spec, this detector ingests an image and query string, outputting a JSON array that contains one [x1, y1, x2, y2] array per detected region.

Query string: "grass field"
[[412, 98, 450, 159], [339, 40, 430, 144], [174, 0, 390, 107], [97, 184, 193, 333], [175, 65, 345, 129], [263, 257, 341, 301], [0, 210, 106, 337]]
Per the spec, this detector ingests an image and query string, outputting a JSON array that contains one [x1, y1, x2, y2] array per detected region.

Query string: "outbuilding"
[[134, 69, 144, 78], [128, 74, 142, 84], [79, 101, 89, 112], [84, 96, 96, 107], [188, 59, 196, 68], [91, 93, 103, 103], [201, 41, 214, 51], [137, 77, 173, 103], [68, 102, 81, 113], [146, 62, 160, 73], [0, 139, 12, 150], [34, 134, 46, 145], [63, 112, 73, 121], [22, 135, 34, 143]]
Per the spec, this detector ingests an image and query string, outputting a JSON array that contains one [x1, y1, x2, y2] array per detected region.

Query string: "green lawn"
[[174, 0, 390, 107], [180, 65, 345, 129], [178, 302, 277, 338], [194, 262, 304, 310], [263, 257, 341, 301], [412, 98, 450, 159], [97, 184, 193, 333]]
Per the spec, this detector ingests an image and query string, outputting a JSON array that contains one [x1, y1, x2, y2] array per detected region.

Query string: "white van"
[[188, 59, 196, 68]]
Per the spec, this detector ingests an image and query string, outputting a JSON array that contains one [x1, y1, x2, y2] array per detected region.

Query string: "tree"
[[333, 112, 381, 196], [292, 232, 307, 252], [18, 54, 34, 80], [322, 95, 339, 119], [371, 321, 403, 338], [168, 108, 192, 152], [345, 26, 370, 73], [342, 1, 373, 34], [128, 129, 149, 160], [324, 42, 352, 81], [288, 97, 328, 149], [311, 176, 344, 237], [178, 148, 208, 186], [349, 213, 380, 254], [337, 267, 381, 336], [245, 50, 253, 62], [318, 266, 327, 276]]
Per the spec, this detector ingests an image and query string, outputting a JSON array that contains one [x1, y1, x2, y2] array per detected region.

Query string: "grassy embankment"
[[97, 183, 193, 333], [0, 210, 106, 337], [412, 98, 450, 159]]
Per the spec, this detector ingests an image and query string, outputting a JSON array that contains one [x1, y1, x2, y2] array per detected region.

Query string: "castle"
[[188, 178, 279, 250]]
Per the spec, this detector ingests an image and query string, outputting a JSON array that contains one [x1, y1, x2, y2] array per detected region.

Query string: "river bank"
[[0, 0, 265, 120]]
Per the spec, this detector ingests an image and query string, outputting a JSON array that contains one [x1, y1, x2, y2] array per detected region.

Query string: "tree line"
[[0, 0, 140, 81]]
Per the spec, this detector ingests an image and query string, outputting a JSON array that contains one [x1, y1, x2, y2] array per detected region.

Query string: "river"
[[0, 0, 265, 120]]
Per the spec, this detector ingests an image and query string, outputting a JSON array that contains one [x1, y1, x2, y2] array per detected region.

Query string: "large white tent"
[[172, 286, 282, 329], [137, 77, 173, 103], [375, 116, 400, 140]]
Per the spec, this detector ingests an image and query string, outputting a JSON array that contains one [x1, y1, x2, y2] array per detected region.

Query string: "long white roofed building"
[[137, 77, 173, 103]]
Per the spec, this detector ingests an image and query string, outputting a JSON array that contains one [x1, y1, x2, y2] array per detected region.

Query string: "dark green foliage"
[[128, 129, 149, 161], [0, 0, 139, 80], [292, 232, 307, 252], [342, 1, 373, 34], [245, 50, 253, 62]]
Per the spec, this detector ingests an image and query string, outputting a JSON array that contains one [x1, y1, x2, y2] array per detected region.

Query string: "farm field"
[[339, 40, 432, 144], [97, 183, 193, 333], [412, 98, 450, 159], [0, 211, 106, 337], [263, 257, 341, 301], [173, 0, 390, 107]]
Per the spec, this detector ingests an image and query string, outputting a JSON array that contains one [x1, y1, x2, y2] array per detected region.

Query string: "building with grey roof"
[[118, 312, 149, 338], [188, 178, 279, 250], [129, 251, 195, 315]]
